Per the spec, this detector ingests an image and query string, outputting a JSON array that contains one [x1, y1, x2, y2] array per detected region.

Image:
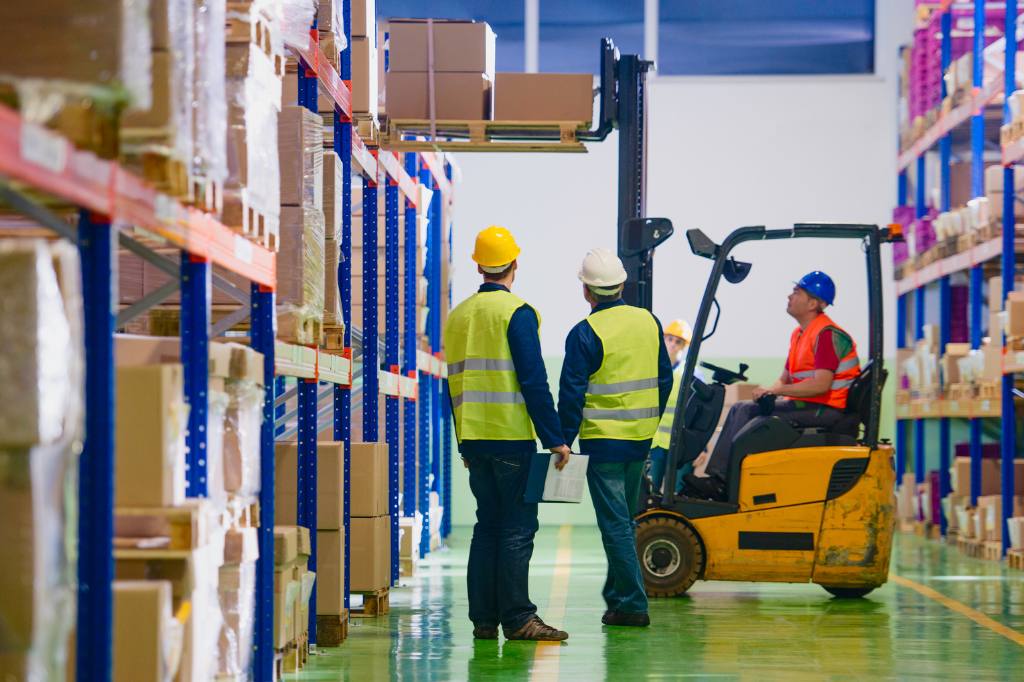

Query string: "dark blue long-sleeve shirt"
[[455, 283, 564, 457], [558, 300, 674, 462]]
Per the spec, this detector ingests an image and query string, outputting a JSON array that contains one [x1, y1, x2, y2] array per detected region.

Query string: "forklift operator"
[[683, 271, 860, 502]]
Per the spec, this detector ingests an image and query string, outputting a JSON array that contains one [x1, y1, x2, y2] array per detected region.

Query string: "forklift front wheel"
[[822, 585, 875, 599], [636, 515, 704, 597]]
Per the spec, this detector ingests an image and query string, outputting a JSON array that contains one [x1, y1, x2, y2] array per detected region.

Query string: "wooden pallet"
[[113, 502, 209, 551], [224, 496, 260, 530], [976, 381, 1000, 400], [24, 92, 122, 159], [188, 175, 224, 216], [1008, 549, 1024, 570], [355, 115, 381, 146], [322, 325, 346, 351], [122, 151, 191, 199], [381, 118, 589, 153], [947, 383, 975, 401], [278, 310, 324, 347], [223, 191, 279, 251], [352, 588, 390, 617], [958, 537, 983, 558], [982, 541, 1005, 561], [280, 641, 301, 675], [316, 610, 350, 646]]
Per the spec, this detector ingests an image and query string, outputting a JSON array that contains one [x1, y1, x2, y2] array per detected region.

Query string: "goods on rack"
[[219, 526, 258, 678], [494, 73, 595, 124], [316, 0, 348, 70], [112, 581, 184, 682], [350, 443, 390, 592], [273, 525, 315, 669], [0, 241, 82, 682]]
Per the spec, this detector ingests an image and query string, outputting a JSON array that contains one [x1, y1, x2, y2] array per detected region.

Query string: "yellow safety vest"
[[651, 365, 683, 450], [580, 305, 662, 441], [443, 289, 538, 441]]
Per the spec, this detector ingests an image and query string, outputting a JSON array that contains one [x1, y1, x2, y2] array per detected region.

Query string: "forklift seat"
[[724, 361, 886, 503]]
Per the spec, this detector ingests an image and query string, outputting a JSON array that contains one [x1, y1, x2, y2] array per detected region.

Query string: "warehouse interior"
[[1, 0, 1023, 680]]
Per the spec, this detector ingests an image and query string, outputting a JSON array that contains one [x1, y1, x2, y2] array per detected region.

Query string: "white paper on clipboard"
[[542, 454, 590, 503]]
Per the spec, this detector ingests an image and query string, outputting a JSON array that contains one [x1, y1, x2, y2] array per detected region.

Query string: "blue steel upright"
[[937, 8, 952, 534], [913, 153, 926, 489], [363, 173, 380, 441], [968, 0, 986, 508], [442, 165, 453, 539], [418, 166, 433, 558], [297, 379, 319, 641], [429, 178, 443, 544], [896, 293, 907, 478], [1001, 0, 1018, 554], [251, 283, 277, 682], [180, 255, 211, 497], [76, 211, 115, 682], [385, 177, 400, 583], [335, 0, 354, 609], [403, 153, 419, 520]]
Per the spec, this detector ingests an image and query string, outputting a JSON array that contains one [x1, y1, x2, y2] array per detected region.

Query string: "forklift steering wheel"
[[699, 361, 749, 385]]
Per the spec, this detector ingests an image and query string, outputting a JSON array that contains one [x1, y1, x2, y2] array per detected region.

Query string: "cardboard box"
[[495, 73, 594, 123], [316, 529, 346, 614], [950, 456, 1024, 497], [273, 575, 299, 649], [278, 205, 327, 318], [351, 0, 375, 38], [1007, 298, 1024, 337], [113, 581, 177, 682], [275, 441, 346, 529], [351, 442, 389, 517], [279, 106, 324, 208], [225, 527, 259, 564], [297, 526, 312, 557], [385, 72, 493, 120], [350, 515, 391, 592], [274, 526, 299, 565], [115, 364, 186, 507], [388, 20, 495, 77], [351, 36, 379, 117], [324, 238, 343, 327]]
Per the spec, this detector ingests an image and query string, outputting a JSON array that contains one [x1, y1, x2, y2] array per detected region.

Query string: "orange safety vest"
[[786, 313, 860, 410]]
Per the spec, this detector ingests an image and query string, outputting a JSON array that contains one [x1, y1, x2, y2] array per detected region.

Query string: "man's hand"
[[751, 386, 771, 401], [462, 457, 469, 469], [549, 444, 571, 471]]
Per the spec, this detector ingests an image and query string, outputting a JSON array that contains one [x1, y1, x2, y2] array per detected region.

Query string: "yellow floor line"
[[891, 574, 1024, 646], [530, 524, 574, 681]]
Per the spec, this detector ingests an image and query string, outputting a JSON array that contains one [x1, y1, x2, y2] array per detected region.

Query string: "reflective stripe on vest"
[[651, 366, 683, 449], [443, 290, 539, 441], [580, 305, 662, 441], [786, 313, 860, 410]]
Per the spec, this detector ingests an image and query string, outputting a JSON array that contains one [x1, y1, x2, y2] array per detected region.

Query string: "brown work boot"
[[504, 616, 569, 641], [473, 625, 499, 640]]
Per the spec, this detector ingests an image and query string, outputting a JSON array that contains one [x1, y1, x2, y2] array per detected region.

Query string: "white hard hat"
[[578, 248, 628, 294]]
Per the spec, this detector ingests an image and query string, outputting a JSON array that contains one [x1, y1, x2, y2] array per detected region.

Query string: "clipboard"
[[523, 452, 590, 503]]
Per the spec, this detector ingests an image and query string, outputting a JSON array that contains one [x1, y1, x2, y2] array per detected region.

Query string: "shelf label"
[[234, 235, 254, 264], [20, 122, 66, 174]]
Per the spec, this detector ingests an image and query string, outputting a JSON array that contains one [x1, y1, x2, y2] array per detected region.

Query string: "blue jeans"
[[465, 451, 539, 631], [647, 447, 688, 496], [587, 460, 649, 615]]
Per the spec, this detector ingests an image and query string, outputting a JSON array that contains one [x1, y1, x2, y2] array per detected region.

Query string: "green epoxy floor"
[[288, 528, 1024, 681]]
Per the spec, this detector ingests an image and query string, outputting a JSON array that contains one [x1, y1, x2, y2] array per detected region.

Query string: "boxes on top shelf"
[[494, 73, 595, 124]]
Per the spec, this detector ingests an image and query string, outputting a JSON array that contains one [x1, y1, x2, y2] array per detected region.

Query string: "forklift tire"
[[636, 515, 704, 597], [822, 585, 875, 599]]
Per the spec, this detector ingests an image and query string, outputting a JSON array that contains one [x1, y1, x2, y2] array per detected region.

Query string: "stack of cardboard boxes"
[[0, 241, 83, 682], [275, 441, 348, 644], [351, 443, 391, 595], [273, 525, 316, 672]]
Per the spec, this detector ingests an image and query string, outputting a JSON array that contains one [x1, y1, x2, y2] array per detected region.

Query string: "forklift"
[[622, 221, 901, 598]]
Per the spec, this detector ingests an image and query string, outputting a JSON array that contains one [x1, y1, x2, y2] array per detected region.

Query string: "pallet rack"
[[894, 1, 1021, 550], [0, 6, 455, 681]]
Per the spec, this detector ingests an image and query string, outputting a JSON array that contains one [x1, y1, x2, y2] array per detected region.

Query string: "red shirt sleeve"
[[813, 328, 840, 372]]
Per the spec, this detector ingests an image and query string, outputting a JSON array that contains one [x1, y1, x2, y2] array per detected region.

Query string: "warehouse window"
[[378, 0, 525, 71], [657, 0, 875, 75]]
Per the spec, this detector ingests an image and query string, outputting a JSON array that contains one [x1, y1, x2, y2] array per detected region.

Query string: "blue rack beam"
[[1001, 0, 1019, 555], [76, 211, 115, 681], [252, 284, 277, 682], [385, 179, 400, 583]]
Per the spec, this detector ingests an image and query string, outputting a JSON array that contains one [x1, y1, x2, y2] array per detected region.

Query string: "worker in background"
[[683, 271, 860, 501], [558, 248, 673, 628], [646, 319, 696, 497], [443, 226, 571, 643]]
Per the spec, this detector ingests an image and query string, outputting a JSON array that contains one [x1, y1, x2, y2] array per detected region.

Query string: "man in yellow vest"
[[684, 271, 860, 501], [558, 248, 673, 628], [647, 319, 694, 496], [444, 226, 572, 642]]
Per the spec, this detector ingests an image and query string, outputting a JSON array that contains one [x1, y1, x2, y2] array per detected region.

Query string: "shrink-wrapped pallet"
[[193, 0, 228, 184], [223, 371, 265, 499], [218, 529, 257, 677], [278, 105, 324, 209], [278, 207, 326, 344]]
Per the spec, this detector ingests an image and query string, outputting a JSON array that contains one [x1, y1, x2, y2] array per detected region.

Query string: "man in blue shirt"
[[444, 226, 571, 642], [558, 248, 673, 627]]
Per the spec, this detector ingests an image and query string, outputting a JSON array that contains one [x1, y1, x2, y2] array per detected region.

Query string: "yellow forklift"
[[631, 222, 902, 599]]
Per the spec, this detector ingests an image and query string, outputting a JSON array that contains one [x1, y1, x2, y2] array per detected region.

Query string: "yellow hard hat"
[[665, 319, 692, 344], [472, 225, 521, 268]]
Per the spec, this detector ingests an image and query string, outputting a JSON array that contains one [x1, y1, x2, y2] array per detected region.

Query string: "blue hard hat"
[[795, 271, 836, 306]]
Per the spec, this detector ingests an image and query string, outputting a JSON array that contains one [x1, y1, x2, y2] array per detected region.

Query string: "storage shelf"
[[897, 76, 1004, 172], [894, 236, 1001, 295], [275, 340, 352, 385], [895, 398, 1003, 419], [0, 104, 276, 287]]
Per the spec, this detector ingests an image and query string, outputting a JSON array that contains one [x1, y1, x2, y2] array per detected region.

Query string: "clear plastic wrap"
[[323, 237, 344, 327], [277, 207, 326, 344], [206, 390, 230, 510], [277, 0, 318, 50], [223, 382, 264, 498], [193, 0, 228, 182], [177, 540, 224, 682], [0, 0, 153, 112], [278, 105, 324, 209], [218, 556, 256, 676], [317, 0, 348, 53], [121, 0, 195, 166]]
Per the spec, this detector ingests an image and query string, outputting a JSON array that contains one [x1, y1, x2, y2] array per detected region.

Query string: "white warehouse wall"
[[446, 2, 916, 526]]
